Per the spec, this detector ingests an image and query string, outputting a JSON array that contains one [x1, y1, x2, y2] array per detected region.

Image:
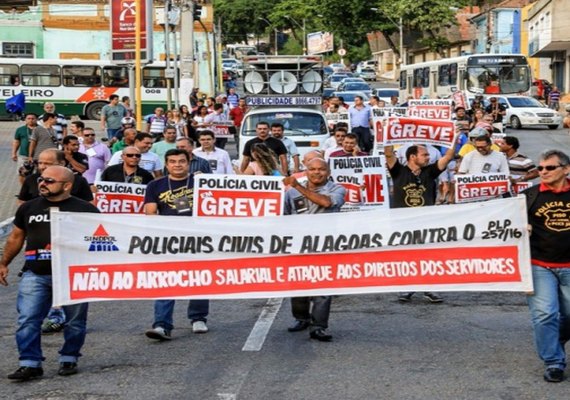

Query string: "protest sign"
[[51, 197, 532, 305], [193, 174, 285, 217], [452, 90, 469, 110], [513, 181, 533, 195], [455, 174, 511, 203], [329, 156, 389, 210], [325, 112, 350, 130], [210, 122, 235, 138], [384, 117, 456, 148], [407, 99, 453, 120], [370, 108, 406, 155], [94, 181, 146, 214]]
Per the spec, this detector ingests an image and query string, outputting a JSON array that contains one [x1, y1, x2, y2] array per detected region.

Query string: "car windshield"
[[376, 89, 399, 98], [362, 69, 375, 73], [334, 92, 370, 102], [331, 75, 346, 82], [344, 83, 370, 91], [506, 97, 545, 108], [242, 112, 328, 136]]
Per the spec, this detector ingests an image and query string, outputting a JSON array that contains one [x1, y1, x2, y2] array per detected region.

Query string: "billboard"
[[307, 31, 334, 55], [110, 0, 148, 62]]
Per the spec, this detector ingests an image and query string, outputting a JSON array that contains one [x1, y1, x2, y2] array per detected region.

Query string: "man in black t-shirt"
[[524, 149, 570, 383], [385, 142, 456, 303], [239, 121, 288, 175], [62, 135, 88, 175], [19, 149, 93, 204], [143, 149, 210, 341], [1, 166, 99, 381], [100, 146, 154, 185]]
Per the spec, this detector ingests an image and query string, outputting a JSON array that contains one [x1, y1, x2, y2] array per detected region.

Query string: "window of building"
[[2, 42, 33, 58]]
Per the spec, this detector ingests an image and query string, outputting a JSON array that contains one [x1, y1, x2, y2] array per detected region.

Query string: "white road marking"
[[242, 297, 283, 352]]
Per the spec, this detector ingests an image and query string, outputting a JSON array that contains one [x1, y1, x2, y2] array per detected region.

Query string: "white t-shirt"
[[458, 150, 509, 174]]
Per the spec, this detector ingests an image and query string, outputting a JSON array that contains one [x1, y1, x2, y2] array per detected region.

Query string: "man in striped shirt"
[[498, 136, 538, 183], [548, 86, 561, 111]]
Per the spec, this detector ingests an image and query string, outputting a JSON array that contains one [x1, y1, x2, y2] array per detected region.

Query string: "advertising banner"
[[51, 197, 532, 305], [307, 32, 334, 55], [455, 174, 511, 203], [193, 175, 285, 217], [329, 156, 389, 211], [110, 0, 147, 62]]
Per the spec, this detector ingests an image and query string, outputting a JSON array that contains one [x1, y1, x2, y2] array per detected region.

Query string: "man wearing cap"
[[458, 127, 501, 158]]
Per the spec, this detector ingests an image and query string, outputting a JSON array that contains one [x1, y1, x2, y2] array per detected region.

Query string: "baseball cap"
[[469, 127, 488, 138]]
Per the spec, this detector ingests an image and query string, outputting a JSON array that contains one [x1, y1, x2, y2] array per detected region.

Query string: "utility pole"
[[164, 0, 172, 110], [179, 0, 194, 107]]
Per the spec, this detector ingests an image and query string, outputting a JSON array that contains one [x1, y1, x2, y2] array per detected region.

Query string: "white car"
[[332, 91, 370, 107], [329, 63, 348, 73], [359, 68, 377, 81], [493, 96, 562, 130], [374, 88, 400, 104], [327, 73, 351, 89]]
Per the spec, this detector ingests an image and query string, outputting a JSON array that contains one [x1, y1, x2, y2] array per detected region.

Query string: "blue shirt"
[[348, 105, 371, 128]]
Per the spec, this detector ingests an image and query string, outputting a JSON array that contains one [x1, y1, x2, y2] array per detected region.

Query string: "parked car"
[[374, 88, 400, 103], [332, 91, 370, 107], [338, 77, 366, 86], [222, 58, 243, 77], [337, 82, 372, 97], [329, 63, 348, 73], [490, 96, 562, 130], [359, 68, 377, 81], [326, 73, 351, 89], [323, 87, 336, 98]]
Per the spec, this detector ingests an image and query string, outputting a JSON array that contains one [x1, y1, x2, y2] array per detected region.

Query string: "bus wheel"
[[85, 102, 107, 120], [510, 116, 522, 130]]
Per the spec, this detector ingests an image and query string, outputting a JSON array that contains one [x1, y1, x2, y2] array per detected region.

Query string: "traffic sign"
[[337, 48, 346, 56]]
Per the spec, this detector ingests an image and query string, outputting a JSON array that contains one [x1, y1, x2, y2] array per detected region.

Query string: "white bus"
[[399, 54, 532, 100], [0, 58, 175, 119]]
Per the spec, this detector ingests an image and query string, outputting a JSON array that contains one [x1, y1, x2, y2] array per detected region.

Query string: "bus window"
[[63, 65, 101, 87], [438, 65, 449, 86], [449, 63, 458, 86], [399, 71, 407, 89], [0, 64, 19, 86], [21, 65, 60, 86], [103, 66, 128, 87], [143, 67, 171, 88]]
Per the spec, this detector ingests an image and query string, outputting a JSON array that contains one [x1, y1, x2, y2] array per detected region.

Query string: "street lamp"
[[285, 15, 306, 55], [370, 7, 404, 66], [258, 17, 279, 56]]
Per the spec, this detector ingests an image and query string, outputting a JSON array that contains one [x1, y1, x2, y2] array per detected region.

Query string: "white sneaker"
[[145, 327, 172, 340], [192, 321, 208, 334]]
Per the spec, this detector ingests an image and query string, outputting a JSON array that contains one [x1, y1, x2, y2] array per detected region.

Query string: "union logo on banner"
[[85, 224, 119, 252]]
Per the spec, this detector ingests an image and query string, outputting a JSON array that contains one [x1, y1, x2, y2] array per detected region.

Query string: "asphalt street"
[[0, 119, 569, 399]]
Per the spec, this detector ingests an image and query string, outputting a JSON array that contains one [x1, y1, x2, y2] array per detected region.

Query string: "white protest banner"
[[193, 174, 285, 217], [51, 197, 532, 305], [329, 156, 389, 210], [407, 99, 453, 120], [94, 181, 146, 214], [325, 112, 350, 130], [384, 117, 456, 148], [455, 173, 511, 203], [211, 122, 234, 138], [491, 132, 506, 145]]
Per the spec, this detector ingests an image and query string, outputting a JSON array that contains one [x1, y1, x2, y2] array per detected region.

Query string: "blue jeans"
[[16, 272, 89, 367], [46, 307, 66, 324], [152, 300, 209, 331], [106, 128, 120, 140], [527, 265, 570, 370]]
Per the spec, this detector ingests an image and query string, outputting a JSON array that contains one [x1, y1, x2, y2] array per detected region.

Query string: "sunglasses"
[[123, 153, 142, 158], [83, 134, 95, 137], [37, 176, 64, 185], [537, 165, 563, 172]]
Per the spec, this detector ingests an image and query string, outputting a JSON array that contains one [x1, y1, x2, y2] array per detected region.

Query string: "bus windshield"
[[242, 111, 328, 136], [466, 65, 531, 95]]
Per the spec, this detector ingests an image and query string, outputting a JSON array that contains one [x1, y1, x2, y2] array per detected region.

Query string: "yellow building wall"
[[521, 4, 540, 80]]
